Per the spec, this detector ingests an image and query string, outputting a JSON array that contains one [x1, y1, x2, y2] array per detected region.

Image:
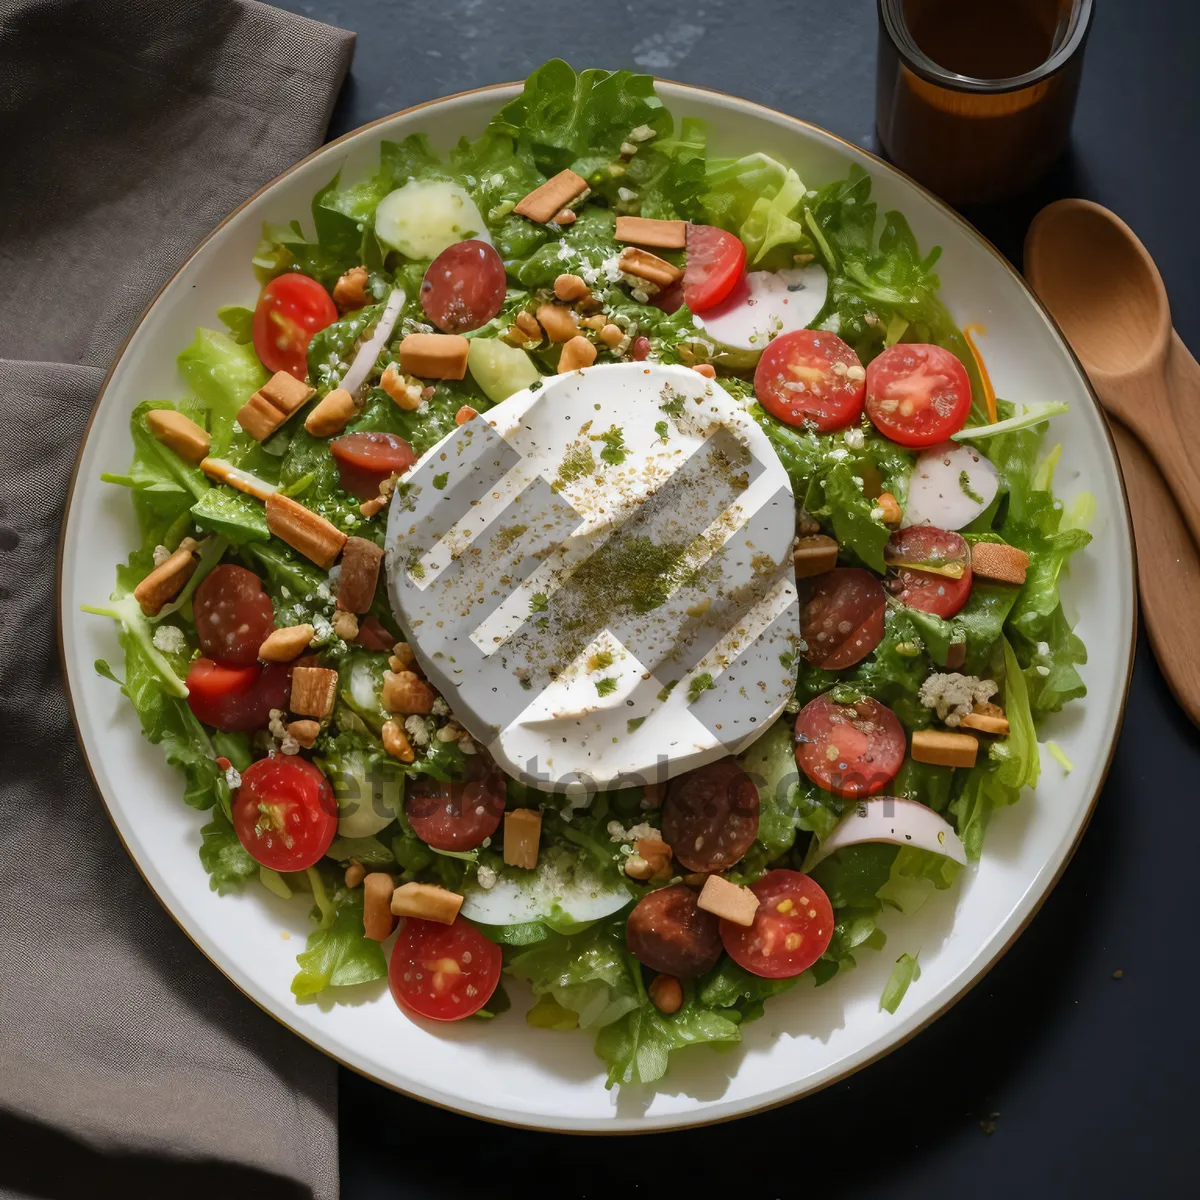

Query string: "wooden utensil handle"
[[1165, 331, 1200, 488], [1134, 369, 1200, 551]]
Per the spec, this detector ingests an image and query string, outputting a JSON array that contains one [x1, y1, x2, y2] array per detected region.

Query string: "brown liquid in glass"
[[907, 0, 1057, 79]]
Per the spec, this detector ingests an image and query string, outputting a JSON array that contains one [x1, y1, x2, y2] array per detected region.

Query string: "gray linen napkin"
[[0, 2, 354, 1195]]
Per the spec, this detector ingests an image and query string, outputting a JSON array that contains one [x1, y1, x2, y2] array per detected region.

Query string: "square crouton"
[[970, 541, 1030, 585], [290, 666, 339, 719], [503, 808, 542, 869], [697, 875, 760, 927], [911, 728, 979, 768]]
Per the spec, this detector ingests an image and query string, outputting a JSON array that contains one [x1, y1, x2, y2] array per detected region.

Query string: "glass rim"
[[877, 0, 1095, 95]]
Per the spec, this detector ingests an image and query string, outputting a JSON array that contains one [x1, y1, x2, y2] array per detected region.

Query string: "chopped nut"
[[304, 387, 356, 437], [959, 710, 1010, 736], [580, 314, 607, 331], [553, 207, 577, 225], [144, 409, 211, 464], [132, 537, 199, 616], [200, 457, 277, 501], [553, 273, 590, 302], [876, 492, 902, 527], [503, 808, 542, 869], [615, 216, 687, 249], [648, 973, 683, 1014], [359, 495, 388, 518], [618, 246, 683, 288], [558, 335, 597, 374], [389, 881, 464, 924], [381, 719, 416, 763], [692, 363, 717, 379], [513, 169, 588, 223], [236, 371, 314, 441], [598, 323, 624, 349], [455, 405, 478, 426], [633, 837, 672, 881], [344, 860, 366, 889], [265, 493, 346, 569], [970, 542, 1030, 585], [911, 728, 979, 768], [514, 310, 542, 340], [337, 535, 385, 613], [382, 669, 436, 714], [363, 873, 397, 941], [290, 666, 339, 719], [697, 875, 760, 926], [333, 265, 370, 312], [391, 642, 416, 670], [331, 609, 359, 640], [397, 333, 470, 380], [287, 719, 321, 749], [536, 302, 578, 343], [380, 362, 423, 410], [259, 624, 316, 662], [793, 534, 839, 578]]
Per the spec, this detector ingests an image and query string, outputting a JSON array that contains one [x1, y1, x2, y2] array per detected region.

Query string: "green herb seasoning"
[[654, 420, 669, 442], [551, 442, 596, 491], [595, 677, 617, 697], [592, 425, 628, 466], [959, 470, 985, 505], [432, 472, 449, 490], [687, 673, 715, 703]]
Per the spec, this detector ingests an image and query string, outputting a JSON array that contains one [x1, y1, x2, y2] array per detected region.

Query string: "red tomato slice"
[[252, 273, 338, 379], [355, 615, 396, 651], [755, 329, 867, 432], [420, 239, 507, 333], [884, 526, 973, 618], [389, 917, 502, 1021], [186, 658, 291, 732], [406, 754, 506, 852], [865, 343, 972, 447], [720, 870, 834, 979], [231, 756, 337, 871], [800, 567, 887, 669], [330, 431, 417, 500], [683, 224, 746, 313], [794, 692, 905, 799], [193, 564, 276, 666]]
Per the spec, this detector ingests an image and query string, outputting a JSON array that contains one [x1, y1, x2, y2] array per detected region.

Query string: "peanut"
[[304, 387, 356, 437], [598, 323, 624, 349], [553, 273, 590, 302], [258, 624, 315, 662], [536, 302, 578, 343], [382, 719, 416, 763], [144, 409, 211, 464], [558, 335, 597, 374], [380, 362, 422, 410], [359, 495, 387, 518], [552, 208, 577, 225], [362, 873, 397, 942], [344, 860, 366, 889], [649, 974, 683, 1015], [514, 310, 542, 340], [286, 719, 321, 749], [876, 491, 902, 527], [331, 609, 359, 641], [382, 669, 436, 714], [333, 265, 370, 312]]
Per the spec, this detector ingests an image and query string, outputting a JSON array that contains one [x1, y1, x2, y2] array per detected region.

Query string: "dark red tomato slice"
[[626, 885, 723, 979], [186, 659, 291, 732], [662, 758, 760, 873], [884, 526, 973, 618], [420, 239, 507, 334], [252, 273, 338, 379], [683, 224, 746, 313], [231, 755, 337, 871], [720, 869, 834, 979], [330, 431, 417, 500], [389, 916, 502, 1021], [800, 568, 887, 670], [193, 564, 276, 666], [865, 343, 972, 447], [406, 753, 506, 851], [355, 615, 396, 651], [794, 692, 905, 799], [754, 329, 867, 432]]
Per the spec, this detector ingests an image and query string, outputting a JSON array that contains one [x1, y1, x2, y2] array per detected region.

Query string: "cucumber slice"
[[374, 180, 490, 260], [320, 743, 404, 838], [468, 338, 541, 404]]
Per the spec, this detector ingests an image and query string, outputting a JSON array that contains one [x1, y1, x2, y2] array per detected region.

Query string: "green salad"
[[88, 61, 1090, 1088]]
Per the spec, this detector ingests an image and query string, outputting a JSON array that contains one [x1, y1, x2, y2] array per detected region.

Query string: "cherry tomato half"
[[193, 564, 276, 666], [420, 239, 507, 333], [252, 273, 338, 379], [720, 869, 835, 979], [185, 658, 291, 732], [755, 329, 867, 432], [794, 692, 905, 799], [389, 916, 503, 1021], [330, 431, 417, 500], [865, 343, 972, 447], [884, 526, 973, 618], [683, 224, 746, 314], [406, 753, 506, 852], [231, 756, 338, 871]]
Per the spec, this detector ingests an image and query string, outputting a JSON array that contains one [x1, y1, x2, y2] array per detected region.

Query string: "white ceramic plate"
[[58, 82, 1135, 1131]]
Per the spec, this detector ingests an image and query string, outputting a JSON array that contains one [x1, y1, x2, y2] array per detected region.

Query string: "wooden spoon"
[[1025, 199, 1200, 727], [1025, 199, 1200, 549]]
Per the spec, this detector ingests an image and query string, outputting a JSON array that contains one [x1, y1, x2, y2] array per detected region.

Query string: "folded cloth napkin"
[[0, 2, 354, 1196]]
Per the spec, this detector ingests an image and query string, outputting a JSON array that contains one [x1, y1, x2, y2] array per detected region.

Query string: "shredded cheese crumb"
[[431, 697, 450, 716], [152, 624, 187, 655], [476, 865, 497, 890], [404, 715, 431, 747], [152, 544, 172, 567], [918, 673, 998, 726]]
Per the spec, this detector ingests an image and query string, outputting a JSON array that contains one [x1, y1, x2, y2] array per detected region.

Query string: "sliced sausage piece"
[[884, 526, 972, 618], [193, 564, 276, 667], [800, 567, 886, 670], [794, 692, 905, 799], [626, 885, 723, 979], [406, 752, 506, 852], [662, 758, 760, 874]]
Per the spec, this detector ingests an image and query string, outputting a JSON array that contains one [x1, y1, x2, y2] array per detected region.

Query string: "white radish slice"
[[806, 796, 967, 869], [374, 179, 491, 259], [340, 287, 405, 397], [692, 263, 828, 353], [459, 844, 631, 928], [901, 441, 1000, 531]]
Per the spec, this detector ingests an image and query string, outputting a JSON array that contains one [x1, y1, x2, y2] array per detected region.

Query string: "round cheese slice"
[[385, 362, 800, 792]]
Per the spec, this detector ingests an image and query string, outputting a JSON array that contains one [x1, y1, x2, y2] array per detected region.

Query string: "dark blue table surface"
[[283, 2, 1200, 1195]]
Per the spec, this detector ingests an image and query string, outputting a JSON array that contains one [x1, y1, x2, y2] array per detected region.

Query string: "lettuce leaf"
[[177, 328, 268, 455], [199, 810, 257, 894], [291, 886, 387, 999], [880, 953, 921, 1013]]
